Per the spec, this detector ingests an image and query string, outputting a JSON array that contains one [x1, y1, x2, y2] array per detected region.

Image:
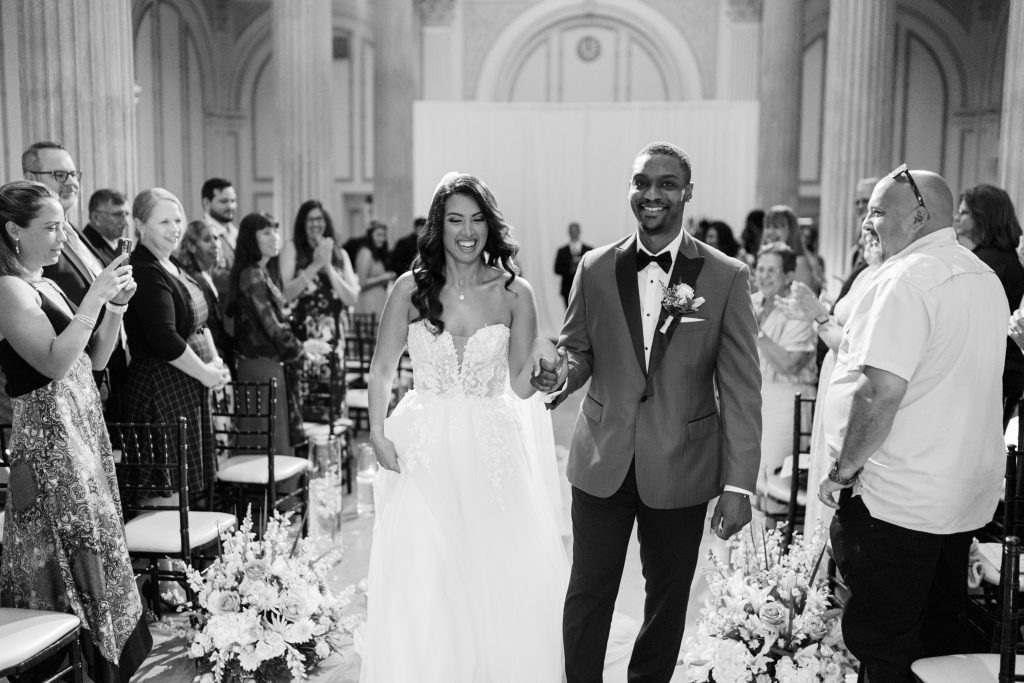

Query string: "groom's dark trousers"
[[564, 459, 707, 683]]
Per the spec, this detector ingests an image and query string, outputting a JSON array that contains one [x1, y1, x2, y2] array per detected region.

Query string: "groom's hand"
[[710, 491, 752, 540], [530, 347, 568, 392]]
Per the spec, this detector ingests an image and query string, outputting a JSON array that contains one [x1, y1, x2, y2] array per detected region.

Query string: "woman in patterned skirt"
[[120, 188, 232, 499], [0, 180, 152, 681]]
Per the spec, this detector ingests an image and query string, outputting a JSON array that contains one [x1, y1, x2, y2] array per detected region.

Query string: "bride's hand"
[[531, 337, 558, 377], [371, 433, 401, 473]]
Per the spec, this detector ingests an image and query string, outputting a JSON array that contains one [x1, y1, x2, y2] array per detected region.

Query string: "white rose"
[[315, 641, 331, 659]]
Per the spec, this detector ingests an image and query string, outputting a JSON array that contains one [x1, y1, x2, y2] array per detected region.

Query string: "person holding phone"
[[0, 180, 153, 682]]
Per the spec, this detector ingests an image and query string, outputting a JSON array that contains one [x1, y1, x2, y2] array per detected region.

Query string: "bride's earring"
[[13, 236, 19, 254]]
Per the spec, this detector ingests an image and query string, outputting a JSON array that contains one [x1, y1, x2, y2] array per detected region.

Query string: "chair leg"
[[70, 630, 84, 683]]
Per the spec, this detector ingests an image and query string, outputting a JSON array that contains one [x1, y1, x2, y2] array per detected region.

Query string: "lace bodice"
[[406, 321, 510, 398]]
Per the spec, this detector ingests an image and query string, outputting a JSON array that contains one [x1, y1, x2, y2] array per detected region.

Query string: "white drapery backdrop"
[[413, 101, 760, 338]]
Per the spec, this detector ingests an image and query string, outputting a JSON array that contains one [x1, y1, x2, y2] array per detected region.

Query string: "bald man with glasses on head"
[[819, 166, 1007, 682]]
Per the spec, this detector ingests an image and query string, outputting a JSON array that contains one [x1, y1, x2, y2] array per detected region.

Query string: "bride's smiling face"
[[443, 193, 487, 263]]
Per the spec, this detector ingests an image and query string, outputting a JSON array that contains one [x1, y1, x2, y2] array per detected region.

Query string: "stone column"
[[717, 0, 762, 100], [818, 0, 895, 287], [15, 0, 136, 226], [418, 0, 457, 100], [999, 0, 1024, 215], [273, 0, 336, 223], [374, 0, 417, 237], [756, 0, 801, 210]]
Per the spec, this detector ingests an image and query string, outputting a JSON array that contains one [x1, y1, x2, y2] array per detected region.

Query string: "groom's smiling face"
[[629, 153, 693, 238]]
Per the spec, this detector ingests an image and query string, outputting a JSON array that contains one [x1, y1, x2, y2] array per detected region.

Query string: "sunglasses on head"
[[888, 163, 927, 211]]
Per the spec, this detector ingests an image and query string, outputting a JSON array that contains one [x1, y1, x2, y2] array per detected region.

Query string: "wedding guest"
[[0, 180, 152, 681], [553, 221, 592, 307], [777, 227, 882, 537], [800, 223, 826, 287], [740, 209, 764, 269], [83, 188, 130, 266], [201, 177, 238, 270], [121, 188, 230, 499], [389, 216, 426, 275], [227, 212, 330, 457], [176, 219, 234, 369], [954, 184, 1024, 426], [355, 220, 395, 317], [752, 242, 817, 494], [820, 168, 1006, 682], [761, 205, 822, 293], [278, 199, 359, 339], [703, 220, 741, 259]]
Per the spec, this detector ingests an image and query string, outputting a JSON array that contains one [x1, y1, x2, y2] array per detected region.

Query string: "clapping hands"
[[775, 281, 829, 323]]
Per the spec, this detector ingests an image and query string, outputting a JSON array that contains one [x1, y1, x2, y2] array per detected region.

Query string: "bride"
[[358, 172, 568, 682]]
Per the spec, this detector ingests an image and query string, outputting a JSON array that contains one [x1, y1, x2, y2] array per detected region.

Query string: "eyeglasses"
[[28, 169, 83, 183], [888, 163, 926, 211], [95, 209, 129, 219]]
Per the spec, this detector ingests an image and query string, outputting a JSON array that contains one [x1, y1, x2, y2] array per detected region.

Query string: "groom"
[[534, 141, 762, 682]]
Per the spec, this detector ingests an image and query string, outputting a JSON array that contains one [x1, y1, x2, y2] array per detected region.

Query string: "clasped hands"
[[530, 339, 567, 393]]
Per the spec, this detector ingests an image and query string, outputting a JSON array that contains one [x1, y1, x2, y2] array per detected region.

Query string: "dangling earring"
[[13, 237, 19, 255]]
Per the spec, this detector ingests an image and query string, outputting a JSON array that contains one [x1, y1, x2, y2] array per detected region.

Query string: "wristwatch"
[[828, 461, 859, 486]]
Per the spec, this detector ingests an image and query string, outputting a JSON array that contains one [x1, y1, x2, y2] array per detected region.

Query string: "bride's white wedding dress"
[[358, 321, 569, 682]]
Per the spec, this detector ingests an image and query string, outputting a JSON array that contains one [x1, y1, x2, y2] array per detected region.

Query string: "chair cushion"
[[217, 455, 311, 484], [346, 389, 369, 409], [124, 511, 236, 554], [0, 608, 80, 671], [912, 653, 1024, 681], [303, 419, 353, 443], [764, 467, 807, 506], [0, 509, 5, 538], [975, 542, 1024, 587]]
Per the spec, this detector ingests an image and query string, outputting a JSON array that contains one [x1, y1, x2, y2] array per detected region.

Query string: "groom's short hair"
[[636, 142, 693, 184]]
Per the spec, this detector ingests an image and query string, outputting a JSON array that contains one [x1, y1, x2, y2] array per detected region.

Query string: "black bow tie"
[[636, 250, 672, 273]]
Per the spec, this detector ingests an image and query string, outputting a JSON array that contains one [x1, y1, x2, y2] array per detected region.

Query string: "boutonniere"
[[660, 282, 705, 333]]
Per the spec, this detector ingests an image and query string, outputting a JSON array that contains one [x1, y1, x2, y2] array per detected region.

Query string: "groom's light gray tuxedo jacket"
[[552, 230, 762, 509]]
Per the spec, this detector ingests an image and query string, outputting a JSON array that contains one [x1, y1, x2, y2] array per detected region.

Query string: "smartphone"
[[117, 237, 133, 255]]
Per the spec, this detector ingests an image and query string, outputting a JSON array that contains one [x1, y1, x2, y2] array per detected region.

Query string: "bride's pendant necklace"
[[459, 290, 465, 301]]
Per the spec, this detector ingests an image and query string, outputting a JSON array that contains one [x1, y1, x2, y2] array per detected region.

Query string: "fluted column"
[[273, 0, 335, 224], [374, 0, 417, 236], [999, 0, 1024, 215], [419, 0, 457, 100], [717, 0, 762, 99], [756, 0, 801, 210], [16, 0, 136, 226], [818, 0, 895, 287]]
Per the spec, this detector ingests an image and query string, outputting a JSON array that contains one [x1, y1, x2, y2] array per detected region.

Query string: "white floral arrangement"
[[184, 508, 359, 682], [680, 524, 857, 683]]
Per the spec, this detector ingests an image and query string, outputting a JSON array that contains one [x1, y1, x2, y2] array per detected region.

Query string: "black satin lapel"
[[647, 253, 705, 378], [615, 243, 646, 375]]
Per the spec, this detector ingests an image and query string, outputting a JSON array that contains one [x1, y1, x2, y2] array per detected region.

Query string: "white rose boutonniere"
[[660, 282, 705, 333]]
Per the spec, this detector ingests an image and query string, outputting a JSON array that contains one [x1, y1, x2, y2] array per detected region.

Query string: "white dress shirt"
[[636, 231, 751, 499]]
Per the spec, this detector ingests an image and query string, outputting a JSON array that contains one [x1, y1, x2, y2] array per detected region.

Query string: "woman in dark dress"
[[278, 201, 359, 421], [176, 219, 234, 370], [0, 180, 152, 681], [955, 183, 1024, 426], [120, 188, 231, 497], [227, 212, 329, 456]]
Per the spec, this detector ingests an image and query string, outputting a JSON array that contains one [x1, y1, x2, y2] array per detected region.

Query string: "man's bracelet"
[[106, 301, 128, 314], [828, 460, 859, 486], [814, 314, 830, 326]]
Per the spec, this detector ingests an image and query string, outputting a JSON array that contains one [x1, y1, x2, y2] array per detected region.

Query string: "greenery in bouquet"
[[183, 508, 360, 682], [680, 524, 857, 683]]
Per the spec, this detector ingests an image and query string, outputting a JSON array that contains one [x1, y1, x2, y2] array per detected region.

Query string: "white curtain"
[[413, 101, 760, 338]]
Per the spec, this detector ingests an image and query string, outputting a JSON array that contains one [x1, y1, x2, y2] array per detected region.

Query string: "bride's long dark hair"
[[411, 172, 520, 335]]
